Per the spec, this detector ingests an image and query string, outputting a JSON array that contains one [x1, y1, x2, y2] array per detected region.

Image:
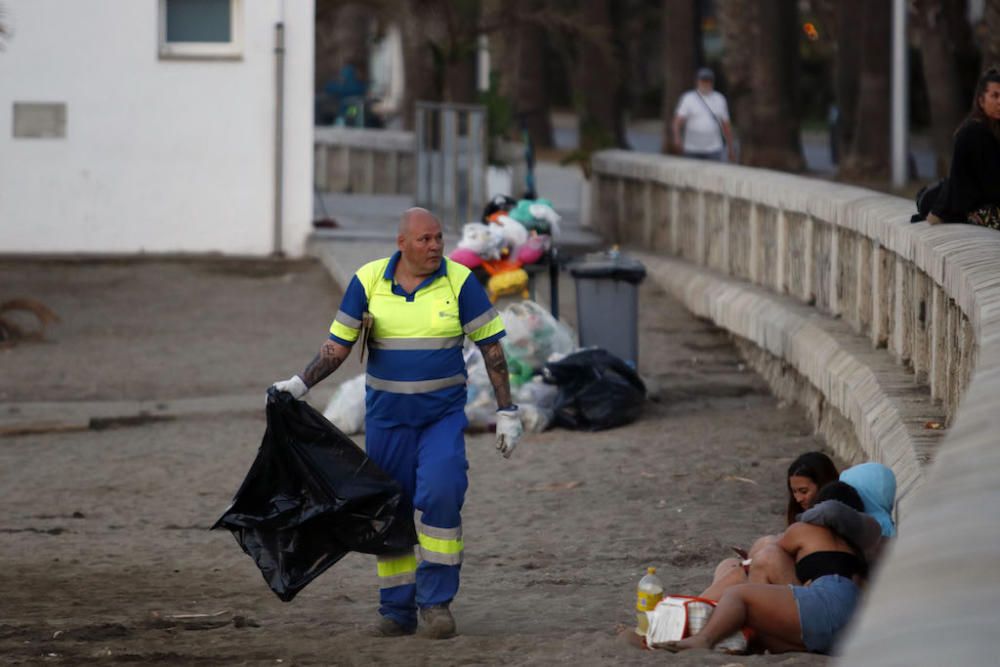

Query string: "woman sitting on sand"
[[701, 452, 839, 598], [660, 482, 880, 655]]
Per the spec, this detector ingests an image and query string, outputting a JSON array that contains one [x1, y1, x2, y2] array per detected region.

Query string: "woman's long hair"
[[963, 66, 1000, 142], [786, 451, 839, 525]]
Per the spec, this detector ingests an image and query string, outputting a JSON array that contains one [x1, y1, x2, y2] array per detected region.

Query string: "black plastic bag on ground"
[[543, 348, 647, 431], [212, 390, 415, 602]]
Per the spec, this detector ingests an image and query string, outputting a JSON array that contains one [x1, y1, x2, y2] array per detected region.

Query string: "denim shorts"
[[790, 575, 860, 654]]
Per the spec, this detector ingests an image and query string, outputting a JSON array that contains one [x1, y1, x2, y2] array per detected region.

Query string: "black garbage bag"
[[543, 348, 647, 431], [212, 390, 415, 601]]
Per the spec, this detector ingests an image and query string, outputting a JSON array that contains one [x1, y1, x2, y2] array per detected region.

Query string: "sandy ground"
[[0, 258, 832, 666]]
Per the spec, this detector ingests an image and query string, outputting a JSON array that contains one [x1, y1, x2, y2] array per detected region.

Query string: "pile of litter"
[[324, 300, 646, 435]]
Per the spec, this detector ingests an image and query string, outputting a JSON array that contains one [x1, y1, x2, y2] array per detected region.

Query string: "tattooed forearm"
[[301, 339, 350, 388], [480, 341, 513, 409]]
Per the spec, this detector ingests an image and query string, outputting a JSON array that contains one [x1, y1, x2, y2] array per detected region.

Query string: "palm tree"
[[573, 0, 627, 151], [716, 0, 753, 154], [986, 0, 1000, 67], [488, 0, 554, 148], [660, 0, 701, 154], [839, 0, 891, 181], [722, 0, 804, 170]]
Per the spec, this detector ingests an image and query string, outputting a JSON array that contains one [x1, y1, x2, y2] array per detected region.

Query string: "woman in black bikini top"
[[662, 482, 873, 655], [794, 550, 867, 584]]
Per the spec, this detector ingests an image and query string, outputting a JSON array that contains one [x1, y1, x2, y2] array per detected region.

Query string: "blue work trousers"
[[366, 409, 469, 629]]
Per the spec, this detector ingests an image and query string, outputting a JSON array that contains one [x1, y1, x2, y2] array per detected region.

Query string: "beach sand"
[[0, 258, 831, 665]]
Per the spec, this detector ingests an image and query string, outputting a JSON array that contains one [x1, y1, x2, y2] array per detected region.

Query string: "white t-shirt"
[[675, 90, 730, 153]]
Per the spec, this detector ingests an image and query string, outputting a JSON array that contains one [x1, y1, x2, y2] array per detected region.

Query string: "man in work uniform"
[[270, 207, 522, 639]]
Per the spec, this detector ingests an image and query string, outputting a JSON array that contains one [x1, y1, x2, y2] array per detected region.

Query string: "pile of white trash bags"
[[323, 301, 576, 435]]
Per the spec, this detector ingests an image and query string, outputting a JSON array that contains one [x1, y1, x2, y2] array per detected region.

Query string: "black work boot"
[[368, 614, 416, 638], [419, 605, 456, 639]]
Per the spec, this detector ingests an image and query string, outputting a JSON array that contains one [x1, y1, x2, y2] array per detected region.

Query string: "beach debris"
[[0, 298, 59, 347], [531, 480, 583, 492], [924, 420, 945, 430], [146, 609, 258, 630], [722, 475, 759, 485]]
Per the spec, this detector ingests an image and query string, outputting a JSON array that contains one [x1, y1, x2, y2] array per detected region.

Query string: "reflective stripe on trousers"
[[366, 410, 469, 625], [376, 551, 418, 588], [417, 515, 463, 566]]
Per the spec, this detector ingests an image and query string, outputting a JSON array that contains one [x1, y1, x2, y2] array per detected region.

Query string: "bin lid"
[[568, 251, 646, 283]]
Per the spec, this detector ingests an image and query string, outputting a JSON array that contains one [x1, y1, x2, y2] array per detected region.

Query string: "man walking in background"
[[270, 208, 522, 639], [672, 67, 736, 162]]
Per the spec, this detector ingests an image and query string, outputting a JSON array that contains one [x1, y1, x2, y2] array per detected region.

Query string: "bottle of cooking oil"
[[635, 566, 664, 635]]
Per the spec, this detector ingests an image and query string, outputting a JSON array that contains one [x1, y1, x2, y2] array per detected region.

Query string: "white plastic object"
[[322, 373, 367, 434]]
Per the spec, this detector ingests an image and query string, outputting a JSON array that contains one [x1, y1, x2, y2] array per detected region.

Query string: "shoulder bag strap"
[[694, 92, 726, 146]]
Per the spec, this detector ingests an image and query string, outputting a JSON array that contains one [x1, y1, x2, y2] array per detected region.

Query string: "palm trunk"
[[840, 1, 891, 181], [986, 0, 1000, 68], [716, 0, 752, 155], [660, 0, 700, 154], [399, 2, 445, 130], [740, 0, 805, 170], [914, 0, 967, 176], [575, 0, 627, 151], [513, 1, 554, 148]]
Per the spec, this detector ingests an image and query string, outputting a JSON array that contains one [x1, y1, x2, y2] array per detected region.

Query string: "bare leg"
[[659, 584, 805, 653], [700, 558, 747, 600], [748, 544, 799, 586], [748, 534, 779, 559]]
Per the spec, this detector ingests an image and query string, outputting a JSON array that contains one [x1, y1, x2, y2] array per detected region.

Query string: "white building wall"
[[0, 0, 314, 256]]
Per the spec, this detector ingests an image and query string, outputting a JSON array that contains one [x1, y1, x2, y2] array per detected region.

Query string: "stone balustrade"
[[314, 127, 415, 195], [314, 127, 526, 199], [590, 149, 1000, 664]]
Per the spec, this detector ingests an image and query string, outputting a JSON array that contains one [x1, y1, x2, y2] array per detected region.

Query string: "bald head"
[[399, 207, 440, 236], [397, 207, 444, 278]]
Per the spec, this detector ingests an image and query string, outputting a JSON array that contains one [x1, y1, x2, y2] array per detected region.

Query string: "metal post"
[[442, 108, 458, 229], [891, 0, 908, 188], [549, 247, 560, 320], [272, 22, 285, 256], [415, 104, 428, 206], [467, 109, 485, 222]]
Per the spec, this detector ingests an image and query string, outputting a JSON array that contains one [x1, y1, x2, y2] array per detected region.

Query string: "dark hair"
[[786, 452, 839, 525], [964, 66, 1000, 142], [816, 480, 865, 513]]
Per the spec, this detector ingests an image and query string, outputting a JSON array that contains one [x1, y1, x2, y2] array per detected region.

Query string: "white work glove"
[[495, 406, 523, 459], [270, 374, 309, 400]]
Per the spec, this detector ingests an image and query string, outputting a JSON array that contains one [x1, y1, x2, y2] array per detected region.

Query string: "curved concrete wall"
[[590, 149, 1000, 663]]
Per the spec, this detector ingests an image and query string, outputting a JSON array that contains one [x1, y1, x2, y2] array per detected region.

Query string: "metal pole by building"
[[272, 21, 286, 256], [891, 0, 908, 188]]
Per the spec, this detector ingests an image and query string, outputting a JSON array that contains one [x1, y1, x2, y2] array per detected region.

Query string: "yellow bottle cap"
[[647, 566, 656, 574]]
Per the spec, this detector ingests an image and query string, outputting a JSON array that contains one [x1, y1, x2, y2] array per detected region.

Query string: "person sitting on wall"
[[927, 67, 1000, 230]]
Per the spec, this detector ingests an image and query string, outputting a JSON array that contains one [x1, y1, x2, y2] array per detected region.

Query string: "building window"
[[158, 0, 243, 60]]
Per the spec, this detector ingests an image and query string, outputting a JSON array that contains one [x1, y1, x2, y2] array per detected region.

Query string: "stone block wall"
[[590, 149, 1000, 664]]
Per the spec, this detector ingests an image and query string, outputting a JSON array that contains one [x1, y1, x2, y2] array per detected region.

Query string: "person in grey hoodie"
[[840, 462, 897, 538]]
